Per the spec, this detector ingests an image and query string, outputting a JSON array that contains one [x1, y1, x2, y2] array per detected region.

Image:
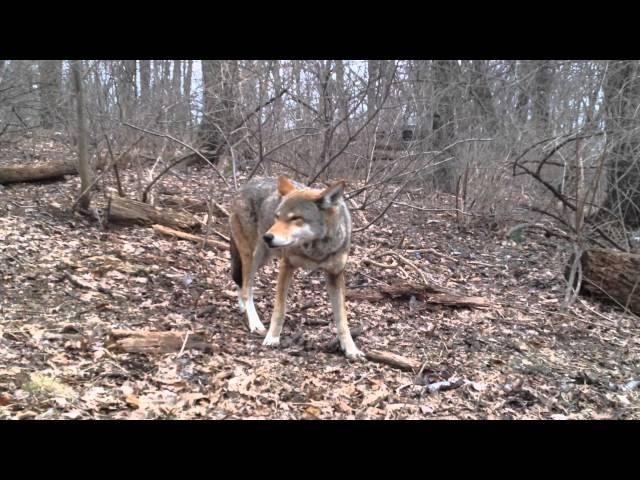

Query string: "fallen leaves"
[[1, 149, 639, 420]]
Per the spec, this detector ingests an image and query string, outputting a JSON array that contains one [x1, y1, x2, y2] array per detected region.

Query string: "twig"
[[177, 332, 191, 358], [152, 224, 229, 250], [391, 201, 475, 216], [365, 349, 422, 372], [362, 258, 398, 269]]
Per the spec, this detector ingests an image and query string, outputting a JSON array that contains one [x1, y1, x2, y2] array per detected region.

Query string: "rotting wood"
[[159, 196, 209, 213], [572, 248, 640, 315], [107, 329, 212, 354], [0, 160, 77, 184], [108, 195, 200, 230]]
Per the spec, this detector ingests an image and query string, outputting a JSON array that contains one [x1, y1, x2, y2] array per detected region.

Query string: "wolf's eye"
[[289, 216, 303, 223]]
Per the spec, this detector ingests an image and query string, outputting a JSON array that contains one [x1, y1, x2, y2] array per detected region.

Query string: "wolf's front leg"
[[241, 245, 267, 335], [263, 259, 295, 346], [326, 270, 364, 360]]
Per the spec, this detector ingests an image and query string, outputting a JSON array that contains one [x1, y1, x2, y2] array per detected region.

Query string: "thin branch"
[[122, 122, 230, 200], [353, 157, 454, 233], [307, 63, 399, 185]]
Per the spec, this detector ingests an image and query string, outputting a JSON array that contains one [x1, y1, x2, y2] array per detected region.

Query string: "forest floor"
[[1, 137, 639, 420]]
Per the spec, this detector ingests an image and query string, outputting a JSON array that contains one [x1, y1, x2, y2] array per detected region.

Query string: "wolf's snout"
[[263, 233, 275, 246]]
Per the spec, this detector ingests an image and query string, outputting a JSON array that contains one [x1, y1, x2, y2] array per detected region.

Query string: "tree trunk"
[[292, 61, 305, 127], [603, 60, 640, 230], [411, 60, 431, 141], [532, 61, 554, 137], [71, 60, 92, 210], [38, 60, 62, 129], [432, 60, 457, 193], [184, 60, 193, 130], [139, 60, 151, 103], [270, 60, 284, 129], [469, 60, 498, 134], [335, 60, 348, 126], [116, 60, 137, 122], [0, 60, 6, 86], [367, 60, 381, 118], [515, 61, 531, 126], [574, 248, 640, 315], [199, 60, 228, 162], [171, 60, 182, 135]]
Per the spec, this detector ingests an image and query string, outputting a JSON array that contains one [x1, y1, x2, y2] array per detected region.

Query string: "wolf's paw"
[[262, 334, 280, 347], [249, 321, 266, 335], [344, 347, 365, 361]]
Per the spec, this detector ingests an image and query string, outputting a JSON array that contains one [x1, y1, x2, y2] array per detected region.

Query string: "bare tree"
[[199, 60, 240, 162], [71, 60, 93, 210], [37, 60, 63, 129], [468, 60, 498, 135], [532, 61, 554, 137], [431, 60, 458, 193], [603, 60, 640, 230], [139, 60, 151, 103]]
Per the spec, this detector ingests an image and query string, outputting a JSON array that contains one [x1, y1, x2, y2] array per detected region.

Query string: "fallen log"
[[346, 282, 489, 309], [572, 248, 640, 315], [152, 224, 229, 250], [107, 329, 212, 354], [365, 349, 422, 371], [159, 196, 209, 213], [108, 195, 199, 230], [0, 160, 77, 184]]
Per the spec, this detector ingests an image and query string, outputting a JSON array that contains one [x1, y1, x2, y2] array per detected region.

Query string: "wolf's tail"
[[230, 231, 243, 287]]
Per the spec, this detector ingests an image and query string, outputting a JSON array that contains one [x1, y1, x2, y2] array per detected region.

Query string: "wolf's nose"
[[263, 233, 274, 246]]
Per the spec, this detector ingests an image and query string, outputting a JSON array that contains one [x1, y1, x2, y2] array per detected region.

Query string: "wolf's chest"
[[283, 248, 348, 274]]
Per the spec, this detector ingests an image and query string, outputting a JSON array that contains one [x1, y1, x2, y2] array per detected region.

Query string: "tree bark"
[[515, 61, 531, 126], [184, 60, 193, 129], [574, 248, 640, 315], [532, 61, 554, 137], [71, 60, 92, 210], [108, 195, 200, 230], [38, 60, 62, 129], [0, 160, 76, 184], [603, 60, 640, 229], [139, 60, 151, 103], [432, 60, 458, 193], [108, 329, 212, 354], [469, 60, 498, 134]]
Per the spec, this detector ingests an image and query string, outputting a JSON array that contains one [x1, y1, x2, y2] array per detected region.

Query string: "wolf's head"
[[263, 175, 345, 248]]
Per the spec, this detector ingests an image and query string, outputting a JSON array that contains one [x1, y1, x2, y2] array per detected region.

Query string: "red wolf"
[[229, 175, 363, 360]]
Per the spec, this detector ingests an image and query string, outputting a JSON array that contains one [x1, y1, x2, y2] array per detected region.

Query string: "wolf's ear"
[[278, 176, 296, 196], [317, 181, 345, 209]]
